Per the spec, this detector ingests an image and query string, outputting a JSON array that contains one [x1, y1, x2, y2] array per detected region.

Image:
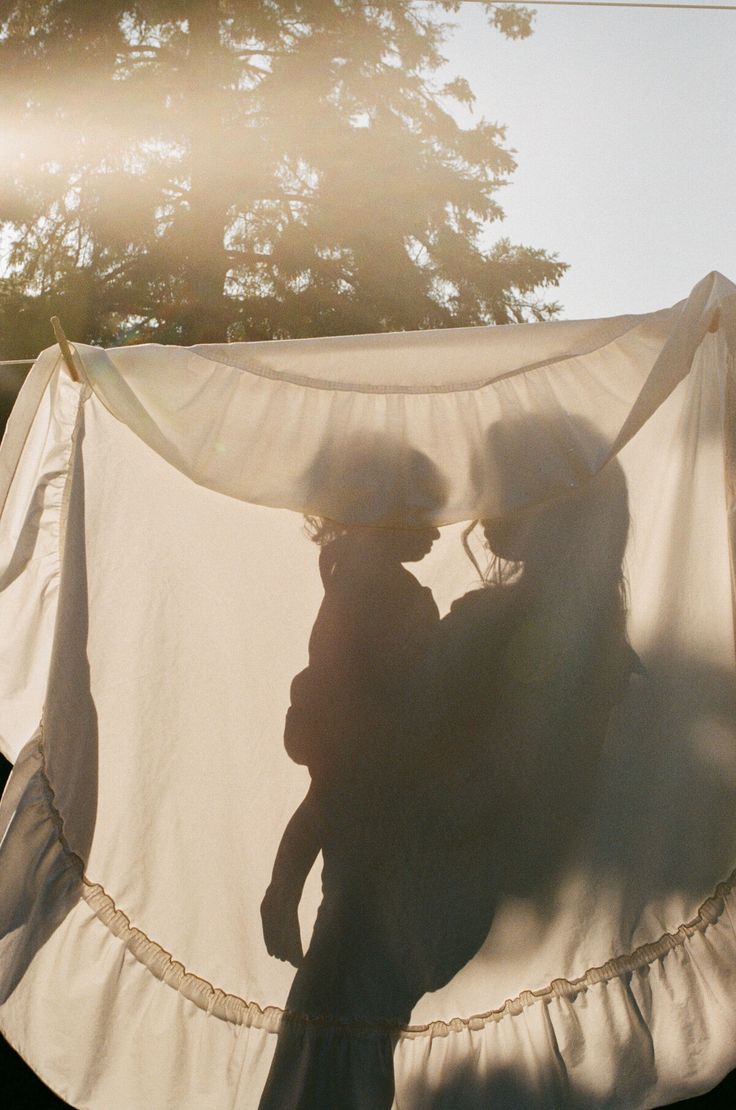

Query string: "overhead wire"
[[458, 0, 736, 9]]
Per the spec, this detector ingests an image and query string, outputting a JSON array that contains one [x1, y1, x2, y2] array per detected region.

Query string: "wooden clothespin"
[[50, 316, 82, 383]]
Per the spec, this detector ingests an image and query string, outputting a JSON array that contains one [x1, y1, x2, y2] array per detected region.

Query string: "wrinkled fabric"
[[0, 271, 735, 1109]]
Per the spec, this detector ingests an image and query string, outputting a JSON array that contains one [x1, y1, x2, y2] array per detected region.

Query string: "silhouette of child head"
[[303, 433, 446, 574], [304, 517, 439, 577], [304, 432, 447, 528]]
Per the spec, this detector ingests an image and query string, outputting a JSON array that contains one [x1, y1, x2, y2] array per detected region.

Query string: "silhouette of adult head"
[[470, 414, 630, 622]]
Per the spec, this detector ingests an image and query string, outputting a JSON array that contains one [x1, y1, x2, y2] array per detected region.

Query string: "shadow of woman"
[[426, 415, 638, 915]]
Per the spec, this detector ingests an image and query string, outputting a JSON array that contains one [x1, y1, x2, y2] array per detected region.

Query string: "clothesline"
[[1, 318, 77, 374], [0, 303, 724, 370], [459, 0, 736, 9]]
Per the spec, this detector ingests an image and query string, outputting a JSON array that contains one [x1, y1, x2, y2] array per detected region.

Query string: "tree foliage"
[[0, 0, 567, 355]]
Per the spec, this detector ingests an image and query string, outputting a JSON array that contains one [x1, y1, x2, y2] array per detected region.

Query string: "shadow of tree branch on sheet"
[[411, 1061, 736, 1110]]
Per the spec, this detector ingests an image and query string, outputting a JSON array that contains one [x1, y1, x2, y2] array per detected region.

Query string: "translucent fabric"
[[0, 270, 735, 1109]]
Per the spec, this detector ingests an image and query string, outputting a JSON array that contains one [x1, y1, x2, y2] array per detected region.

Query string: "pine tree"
[[0, 0, 567, 354]]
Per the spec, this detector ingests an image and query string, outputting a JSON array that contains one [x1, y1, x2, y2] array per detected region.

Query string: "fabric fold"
[[38, 270, 736, 525]]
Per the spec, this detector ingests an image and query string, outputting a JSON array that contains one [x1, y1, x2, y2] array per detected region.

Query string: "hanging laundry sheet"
[[0, 272, 735, 1109]]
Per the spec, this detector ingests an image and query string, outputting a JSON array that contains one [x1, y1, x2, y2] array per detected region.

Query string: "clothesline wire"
[[0, 320, 80, 378], [457, 0, 736, 9]]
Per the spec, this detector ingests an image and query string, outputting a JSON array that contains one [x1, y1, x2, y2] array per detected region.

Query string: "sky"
[[440, 0, 735, 320]]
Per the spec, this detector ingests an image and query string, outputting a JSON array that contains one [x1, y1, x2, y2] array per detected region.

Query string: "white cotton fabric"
[[0, 271, 735, 1109]]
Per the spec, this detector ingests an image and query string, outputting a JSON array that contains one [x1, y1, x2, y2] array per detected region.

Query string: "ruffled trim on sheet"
[[35, 732, 736, 1038]]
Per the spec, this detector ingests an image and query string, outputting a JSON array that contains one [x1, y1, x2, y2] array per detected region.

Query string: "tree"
[[0, 0, 567, 355]]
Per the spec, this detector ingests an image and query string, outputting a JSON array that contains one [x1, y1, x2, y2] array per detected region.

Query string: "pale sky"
[[441, 0, 735, 320]]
